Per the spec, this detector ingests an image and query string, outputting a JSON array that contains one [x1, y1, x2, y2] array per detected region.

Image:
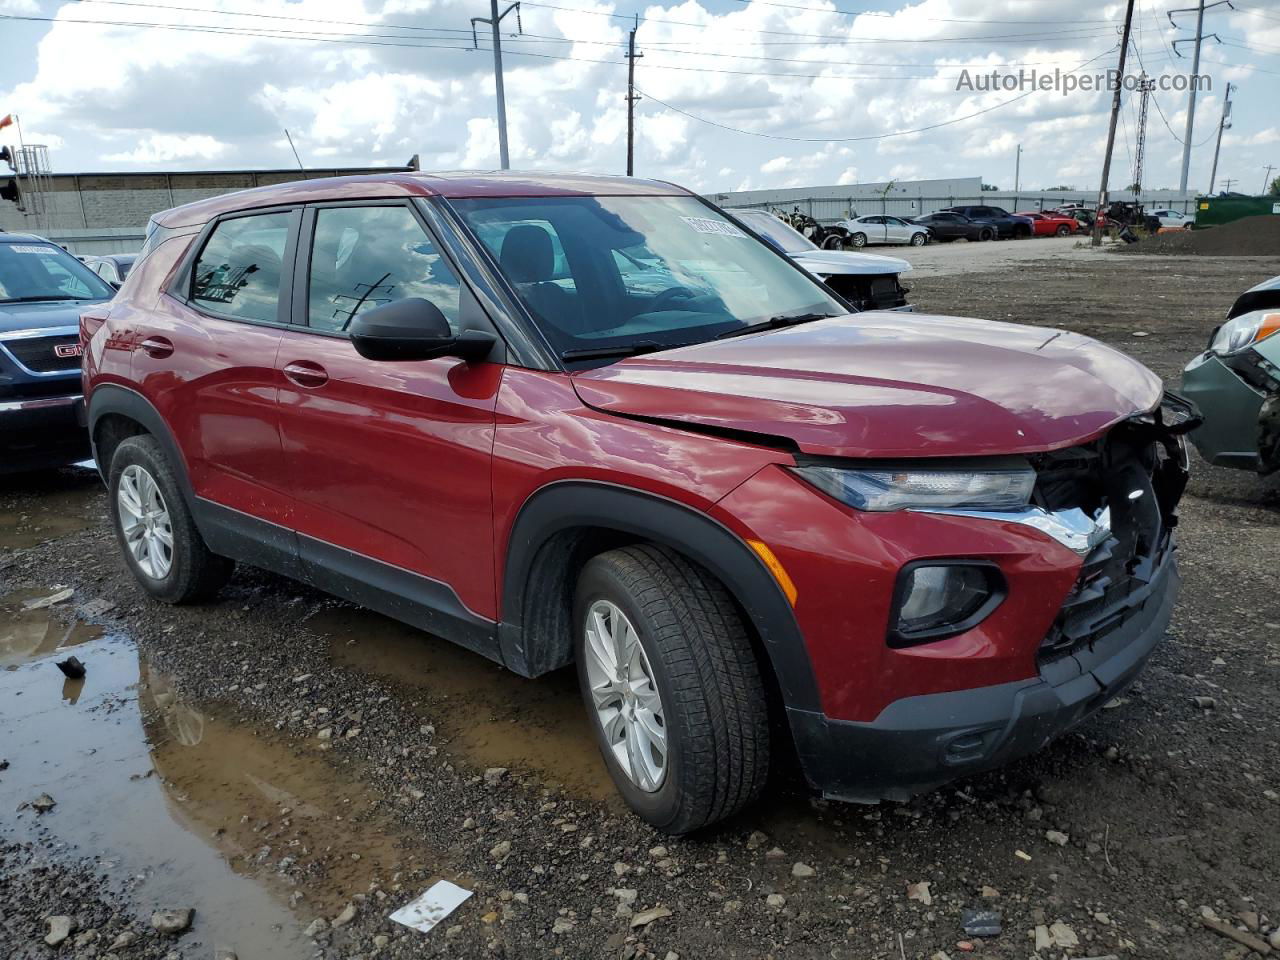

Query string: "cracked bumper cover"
[[787, 551, 1179, 803]]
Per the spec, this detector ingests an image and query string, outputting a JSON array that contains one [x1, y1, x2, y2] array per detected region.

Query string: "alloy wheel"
[[583, 600, 668, 792], [118, 464, 174, 579]]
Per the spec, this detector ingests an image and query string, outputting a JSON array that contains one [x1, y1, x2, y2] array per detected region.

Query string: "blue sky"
[[1, 0, 1276, 193]]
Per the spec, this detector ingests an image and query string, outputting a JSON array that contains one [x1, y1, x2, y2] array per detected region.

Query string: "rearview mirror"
[[349, 297, 496, 363]]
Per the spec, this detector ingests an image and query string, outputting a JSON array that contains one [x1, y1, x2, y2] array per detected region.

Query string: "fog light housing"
[[888, 561, 1005, 647]]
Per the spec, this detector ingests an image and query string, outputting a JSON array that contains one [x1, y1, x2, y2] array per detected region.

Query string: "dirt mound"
[[1116, 213, 1280, 256]]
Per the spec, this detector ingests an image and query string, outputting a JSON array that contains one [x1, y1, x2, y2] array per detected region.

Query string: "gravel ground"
[[2, 251, 1279, 960]]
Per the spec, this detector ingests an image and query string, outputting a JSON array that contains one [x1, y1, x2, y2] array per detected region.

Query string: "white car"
[[734, 210, 913, 311], [837, 215, 931, 248], [1149, 209, 1195, 229]]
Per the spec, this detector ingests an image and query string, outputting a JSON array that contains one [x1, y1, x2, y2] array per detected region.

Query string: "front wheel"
[[979, 229, 995, 242], [821, 234, 844, 250], [1055, 224, 1071, 236], [909, 232, 927, 246], [849, 232, 868, 248], [575, 545, 769, 834], [109, 435, 233, 603]]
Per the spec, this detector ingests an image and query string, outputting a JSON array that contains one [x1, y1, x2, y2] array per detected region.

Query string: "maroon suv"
[[83, 172, 1193, 833]]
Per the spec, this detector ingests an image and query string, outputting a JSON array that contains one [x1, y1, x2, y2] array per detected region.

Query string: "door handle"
[[283, 360, 329, 388], [139, 336, 173, 359]]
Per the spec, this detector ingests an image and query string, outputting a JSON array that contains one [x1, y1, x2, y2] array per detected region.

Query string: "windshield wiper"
[[715, 312, 836, 340], [561, 339, 695, 362], [0, 295, 88, 304]]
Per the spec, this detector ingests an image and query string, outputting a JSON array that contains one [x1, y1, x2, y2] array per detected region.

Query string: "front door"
[[274, 201, 502, 627]]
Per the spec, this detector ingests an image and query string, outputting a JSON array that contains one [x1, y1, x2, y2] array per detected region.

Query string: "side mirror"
[[349, 297, 496, 363], [109, 281, 122, 291]]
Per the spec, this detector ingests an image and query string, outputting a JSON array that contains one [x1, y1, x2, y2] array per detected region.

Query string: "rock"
[[462, 817, 476, 829], [552, 917, 574, 934], [931, 953, 952, 960], [1237, 911, 1259, 932], [906, 881, 933, 906], [373, 935, 389, 948], [960, 908, 1001, 937], [1268, 929, 1280, 950], [980, 886, 1000, 898], [332, 903, 357, 928], [44, 916, 75, 947], [213, 950, 238, 960], [304, 918, 329, 938], [1192, 696, 1216, 709], [1034, 925, 1052, 951], [150, 909, 193, 935], [1045, 830, 1069, 846], [109, 931, 137, 950], [648, 846, 668, 858], [630, 906, 672, 929], [791, 862, 816, 878], [613, 862, 631, 877], [490, 840, 512, 861], [1048, 921, 1079, 948], [746, 830, 768, 850], [764, 846, 786, 860], [31, 793, 56, 813], [317, 728, 333, 740], [73, 931, 98, 948], [664, 953, 680, 960], [484, 767, 509, 784], [612, 889, 638, 904], [766, 894, 786, 908]]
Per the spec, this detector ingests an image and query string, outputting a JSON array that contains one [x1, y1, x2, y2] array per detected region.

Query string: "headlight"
[[1210, 310, 1280, 356], [791, 461, 1035, 512]]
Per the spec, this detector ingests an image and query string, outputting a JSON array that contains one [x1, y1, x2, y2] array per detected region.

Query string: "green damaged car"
[[1182, 275, 1280, 474]]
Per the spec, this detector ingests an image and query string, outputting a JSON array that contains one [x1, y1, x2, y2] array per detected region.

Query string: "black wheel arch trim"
[[87, 384, 194, 496], [500, 480, 823, 712]]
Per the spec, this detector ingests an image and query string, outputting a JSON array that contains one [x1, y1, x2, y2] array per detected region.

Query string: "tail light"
[[79, 307, 110, 345]]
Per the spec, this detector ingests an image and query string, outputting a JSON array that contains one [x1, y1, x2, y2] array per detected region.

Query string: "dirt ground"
[[2, 251, 1279, 960]]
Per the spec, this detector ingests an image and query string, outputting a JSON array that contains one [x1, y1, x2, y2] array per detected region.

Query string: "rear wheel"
[[109, 435, 233, 603], [849, 232, 867, 248], [574, 545, 769, 834]]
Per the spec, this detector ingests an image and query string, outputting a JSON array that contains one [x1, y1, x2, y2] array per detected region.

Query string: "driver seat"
[[499, 225, 586, 335]]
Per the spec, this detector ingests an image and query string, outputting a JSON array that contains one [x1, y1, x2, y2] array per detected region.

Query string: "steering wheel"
[[647, 286, 699, 312]]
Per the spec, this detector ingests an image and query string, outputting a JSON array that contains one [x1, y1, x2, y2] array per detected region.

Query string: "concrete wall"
[[1, 166, 414, 254]]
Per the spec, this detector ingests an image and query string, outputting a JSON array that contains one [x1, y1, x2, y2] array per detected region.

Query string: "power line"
[[726, 0, 1118, 25], [634, 47, 1116, 143]]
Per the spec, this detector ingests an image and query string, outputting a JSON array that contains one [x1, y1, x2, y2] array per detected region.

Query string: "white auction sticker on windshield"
[[7, 245, 55, 254], [681, 216, 747, 238]]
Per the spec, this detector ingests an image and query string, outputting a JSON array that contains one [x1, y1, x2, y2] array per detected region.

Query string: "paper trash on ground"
[[389, 880, 473, 933]]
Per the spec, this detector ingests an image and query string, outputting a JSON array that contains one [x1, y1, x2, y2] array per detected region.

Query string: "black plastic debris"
[[56, 656, 86, 679], [960, 908, 1002, 937]]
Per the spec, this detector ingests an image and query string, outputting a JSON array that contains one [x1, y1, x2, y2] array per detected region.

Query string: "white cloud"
[[103, 134, 230, 164]]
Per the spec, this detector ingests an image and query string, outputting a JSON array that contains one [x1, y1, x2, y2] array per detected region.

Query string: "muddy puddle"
[[0, 464, 101, 550], [0, 599, 447, 957], [313, 606, 620, 804]]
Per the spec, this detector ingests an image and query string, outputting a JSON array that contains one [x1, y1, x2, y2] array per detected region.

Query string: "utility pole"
[[1093, 0, 1137, 247], [472, 0, 522, 170], [1014, 144, 1021, 193], [1222, 177, 1236, 192], [1208, 82, 1234, 194], [1264, 165, 1277, 194], [1169, 0, 1232, 193], [625, 15, 642, 177], [1132, 74, 1154, 200]]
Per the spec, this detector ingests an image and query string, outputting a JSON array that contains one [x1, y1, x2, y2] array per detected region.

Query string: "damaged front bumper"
[[1182, 347, 1280, 473]]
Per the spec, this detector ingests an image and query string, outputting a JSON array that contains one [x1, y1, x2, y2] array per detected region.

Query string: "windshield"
[[452, 195, 844, 359], [0, 241, 114, 303], [733, 210, 816, 255]]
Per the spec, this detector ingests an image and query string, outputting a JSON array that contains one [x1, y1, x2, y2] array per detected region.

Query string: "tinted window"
[[191, 212, 292, 323], [307, 205, 461, 334]]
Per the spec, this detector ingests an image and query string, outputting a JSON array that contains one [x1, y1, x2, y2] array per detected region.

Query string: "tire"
[[909, 232, 927, 246], [1183, 222, 1193, 230], [821, 234, 844, 250], [109, 434, 233, 604], [849, 232, 867, 248], [1055, 224, 1071, 236], [979, 228, 995, 242], [574, 544, 769, 834]]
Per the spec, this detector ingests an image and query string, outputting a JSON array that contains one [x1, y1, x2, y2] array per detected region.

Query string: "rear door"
[[273, 200, 503, 625], [137, 208, 298, 532]]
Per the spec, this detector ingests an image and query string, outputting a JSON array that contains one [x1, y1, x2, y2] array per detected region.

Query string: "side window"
[[42, 259, 96, 299], [191, 212, 292, 323], [306, 205, 462, 335]]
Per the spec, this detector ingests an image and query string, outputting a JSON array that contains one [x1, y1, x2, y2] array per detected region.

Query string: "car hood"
[[572, 313, 1163, 459], [790, 249, 911, 277], [0, 298, 106, 335]]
